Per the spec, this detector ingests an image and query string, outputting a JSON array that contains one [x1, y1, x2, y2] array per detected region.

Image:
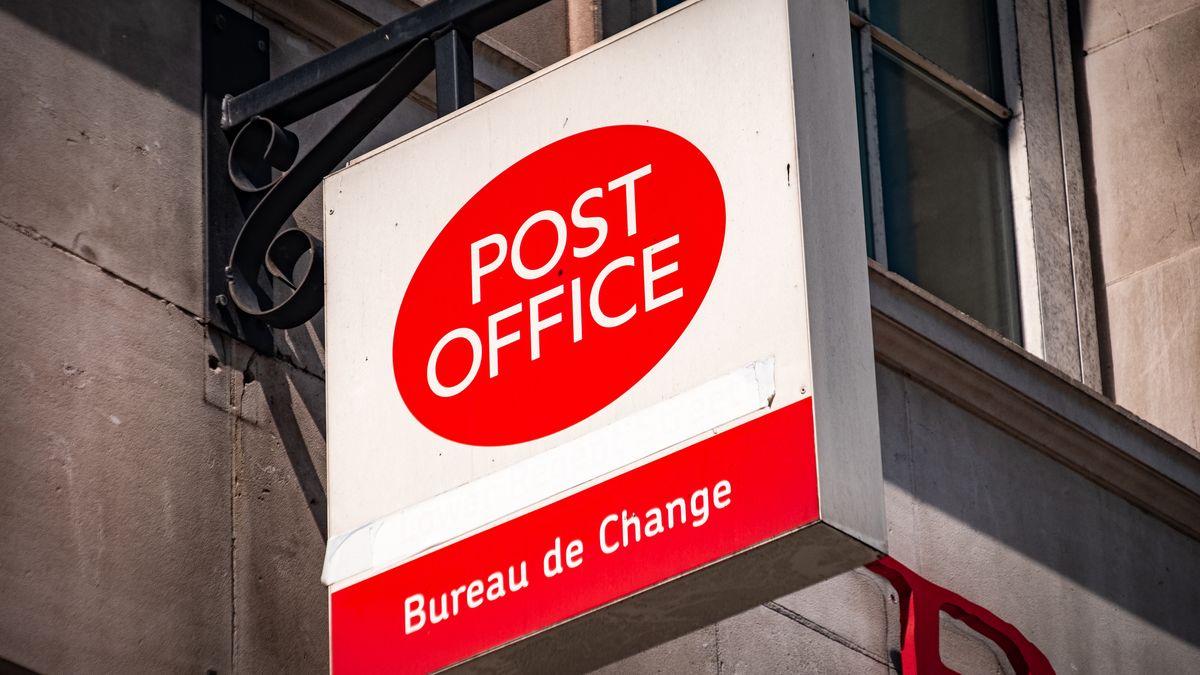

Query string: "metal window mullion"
[[435, 27, 475, 116], [852, 0, 870, 20], [857, 22, 889, 267], [869, 24, 1012, 122], [996, 0, 1044, 356]]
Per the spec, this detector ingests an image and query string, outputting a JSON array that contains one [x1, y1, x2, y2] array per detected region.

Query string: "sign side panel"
[[788, 0, 886, 549]]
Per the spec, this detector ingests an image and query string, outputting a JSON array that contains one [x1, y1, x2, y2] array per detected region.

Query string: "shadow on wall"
[[0, 0, 200, 110], [257, 350, 328, 541], [1066, 0, 1115, 398], [878, 364, 1200, 651], [209, 327, 328, 543], [0, 654, 38, 674]]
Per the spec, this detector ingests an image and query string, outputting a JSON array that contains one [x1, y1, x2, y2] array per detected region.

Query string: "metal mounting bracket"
[[202, 0, 552, 356], [202, 0, 273, 352]]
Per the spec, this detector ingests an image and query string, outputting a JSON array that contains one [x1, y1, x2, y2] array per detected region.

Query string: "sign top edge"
[[331, 0, 704, 175]]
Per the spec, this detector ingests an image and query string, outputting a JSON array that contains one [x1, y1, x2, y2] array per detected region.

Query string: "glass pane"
[[873, 49, 1021, 341], [851, 28, 875, 260], [870, 0, 1005, 102]]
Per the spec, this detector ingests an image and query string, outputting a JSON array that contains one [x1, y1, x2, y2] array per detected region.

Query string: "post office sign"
[[323, 0, 885, 671]]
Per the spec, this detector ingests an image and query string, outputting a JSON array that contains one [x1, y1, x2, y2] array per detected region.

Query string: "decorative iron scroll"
[[211, 0, 552, 331], [224, 39, 434, 328]]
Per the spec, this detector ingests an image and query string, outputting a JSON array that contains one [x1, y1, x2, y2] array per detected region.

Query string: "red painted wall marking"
[[331, 399, 818, 673], [867, 556, 1055, 674]]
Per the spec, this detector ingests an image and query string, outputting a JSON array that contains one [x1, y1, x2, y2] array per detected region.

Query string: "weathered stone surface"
[[715, 605, 891, 674], [771, 569, 893, 665], [0, 0, 205, 314], [481, 0, 569, 68], [1083, 3, 1200, 282], [0, 224, 231, 673], [1105, 245, 1200, 450], [1078, 0, 1200, 51], [594, 624, 718, 674], [225, 339, 330, 672], [879, 365, 1200, 673]]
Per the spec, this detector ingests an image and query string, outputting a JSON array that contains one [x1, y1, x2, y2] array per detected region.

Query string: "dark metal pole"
[[222, 0, 550, 129], [435, 27, 475, 116], [203, 0, 274, 350]]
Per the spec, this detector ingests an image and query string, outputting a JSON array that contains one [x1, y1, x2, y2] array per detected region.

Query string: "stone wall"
[[1076, 0, 1200, 450], [0, 0, 559, 671]]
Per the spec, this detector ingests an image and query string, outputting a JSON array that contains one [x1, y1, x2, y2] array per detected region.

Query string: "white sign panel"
[[323, 0, 884, 671]]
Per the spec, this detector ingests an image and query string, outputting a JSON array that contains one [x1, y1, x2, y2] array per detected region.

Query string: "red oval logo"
[[393, 125, 725, 446]]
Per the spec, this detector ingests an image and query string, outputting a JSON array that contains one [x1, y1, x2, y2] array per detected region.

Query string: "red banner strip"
[[331, 397, 818, 673]]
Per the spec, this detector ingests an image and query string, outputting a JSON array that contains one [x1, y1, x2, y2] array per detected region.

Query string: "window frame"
[[849, 0, 1100, 388]]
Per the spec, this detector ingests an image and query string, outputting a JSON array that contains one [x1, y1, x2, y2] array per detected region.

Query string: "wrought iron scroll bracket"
[[202, 0, 551, 352], [224, 39, 435, 330]]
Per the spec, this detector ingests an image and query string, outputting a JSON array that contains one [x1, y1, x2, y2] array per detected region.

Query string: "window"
[[620, 0, 1102, 386], [851, 0, 1021, 342]]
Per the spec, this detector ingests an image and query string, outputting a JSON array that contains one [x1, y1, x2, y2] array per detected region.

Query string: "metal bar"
[[223, 0, 550, 129], [870, 25, 1012, 120], [858, 23, 889, 267], [435, 27, 475, 116], [202, 0, 274, 351], [226, 38, 437, 327], [848, 10, 1012, 121]]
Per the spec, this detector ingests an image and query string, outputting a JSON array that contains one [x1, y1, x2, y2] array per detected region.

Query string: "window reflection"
[[873, 50, 1021, 340]]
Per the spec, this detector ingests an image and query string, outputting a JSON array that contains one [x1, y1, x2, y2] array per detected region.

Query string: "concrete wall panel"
[[769, 569, 894, 664], [224, 344, 330, 672], [878, 364, 1200, 673], [1082, 3, 1200, 283], [1105, 246, 1200, 449], [595, 625, 718, 674], [479, 0, 569, 68], [714, 605, 890, 675], [1080, 0, 1200, 456], [1078, 0, 1200, 51], [0, 0, 204, 314], [0, 225, 232, 673]]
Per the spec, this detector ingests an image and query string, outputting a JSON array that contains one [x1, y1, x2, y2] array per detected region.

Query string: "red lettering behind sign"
[[393, 125, 726, 446], [867, 556, 1055, 674], [330, 399, 818, 673]]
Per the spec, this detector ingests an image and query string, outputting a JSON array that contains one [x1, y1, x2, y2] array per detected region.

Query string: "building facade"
[[1, 0, 1198, 672]]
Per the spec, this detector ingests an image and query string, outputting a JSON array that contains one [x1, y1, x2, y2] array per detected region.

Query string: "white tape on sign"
[[322, 358, 778, 587]]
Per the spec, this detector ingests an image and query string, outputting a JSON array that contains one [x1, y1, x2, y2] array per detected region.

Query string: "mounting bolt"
[[214, 13, 227, 30], [257, 39, 267, 53], [215, 294, 229, 307]]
